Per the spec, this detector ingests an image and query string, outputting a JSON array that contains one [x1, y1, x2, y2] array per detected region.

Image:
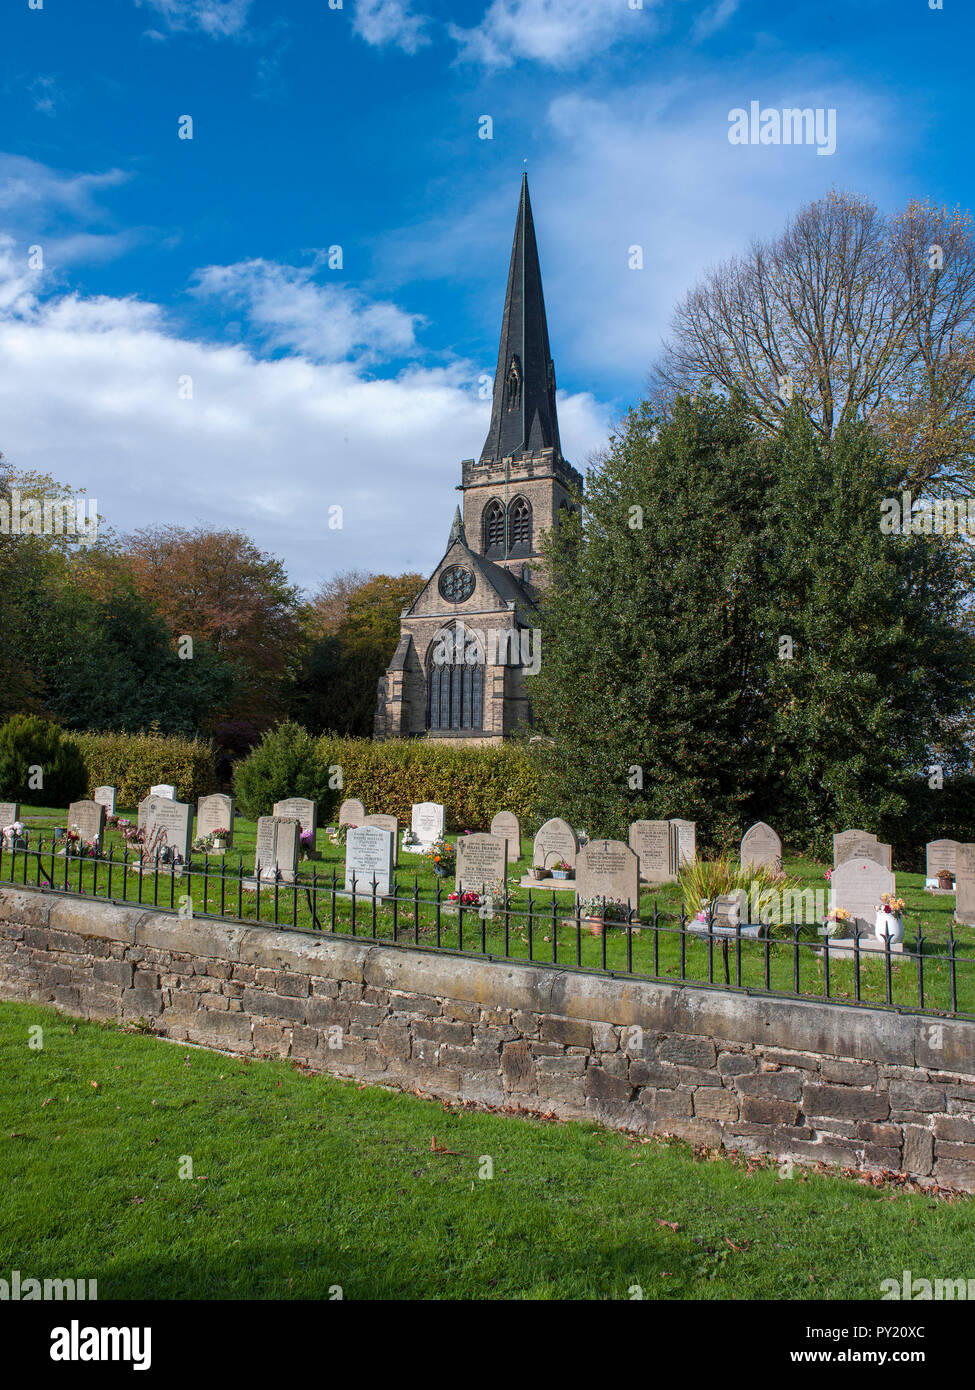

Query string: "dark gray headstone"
[[68, 799, 105, 852]]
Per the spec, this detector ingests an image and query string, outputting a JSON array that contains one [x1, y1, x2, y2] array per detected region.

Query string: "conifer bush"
[[234, 722, 338, 822], [0, 715, 88, 806]]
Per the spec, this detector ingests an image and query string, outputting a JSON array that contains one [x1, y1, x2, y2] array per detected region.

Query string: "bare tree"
[[656, 191, 975, 493]]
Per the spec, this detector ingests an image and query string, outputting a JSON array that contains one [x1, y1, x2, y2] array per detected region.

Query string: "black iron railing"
[[0, 838, 972, 1021]]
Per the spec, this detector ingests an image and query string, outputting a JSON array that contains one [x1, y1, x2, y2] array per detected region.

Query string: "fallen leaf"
[[656, 1219, 679, 1232]]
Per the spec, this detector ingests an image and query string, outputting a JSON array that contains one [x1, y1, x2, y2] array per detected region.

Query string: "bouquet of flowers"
[[427, 837, 455, 876], [580, 896, 628, 923], [877, 893, 905, 915], [823, 906, 854, 938], [447, 889, 482, 907]]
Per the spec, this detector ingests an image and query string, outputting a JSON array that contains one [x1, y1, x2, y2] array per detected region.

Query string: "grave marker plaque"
[[575, 839, 640, 912], [830, 857, 896, 934], [254, 816, 300, 883], [0, 801, 20, 826], [956, 844, 975, 927], [628, 820, 675, 882], [93, 786, 117, 817], [532, 817, 578, 870], [926, 839, 961, 881], [411, 802, 445, 849], [68, 800, 105, 852], [670, 819, 696, 868], [490, 811, 521, 861], [363, 814, 398, 866], [338, 798, 365, 827], [150, 784, 176, 800], [198, 793, 235, 847], [145, 799, 192, 864], [456, 833, 508, 893], [345, 825, 394, 897], [740, 822, 783, 874]]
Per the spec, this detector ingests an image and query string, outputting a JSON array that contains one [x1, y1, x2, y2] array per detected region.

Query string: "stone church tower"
[[374, 175, 583, 745]]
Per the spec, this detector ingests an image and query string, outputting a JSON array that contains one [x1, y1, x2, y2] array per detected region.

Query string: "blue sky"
[[1, 0, 973, 590]]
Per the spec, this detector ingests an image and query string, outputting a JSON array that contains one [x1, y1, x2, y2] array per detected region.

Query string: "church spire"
[[479, 174, 562, 466], [448, 505, 467, 546]]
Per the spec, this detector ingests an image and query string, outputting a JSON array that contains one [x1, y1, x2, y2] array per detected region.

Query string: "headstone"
[[456, 833, 508, 893], [670, 819, 696, 868], [532, 817, 579, 870], [411, 802, 445, 850], [198, 793, 235, 847], [254, 816, 300, 884], [67, 800, 105, 852], [956, 844, 975, 927], [339, 798, 365, 827], [274, 797, 318, 855], [575, 839, 640, 913], [345, 825, 394, 897], [93, 786, 117, 817], [926, 839, 960, 882], [137, 795, 162, 832], [833, 829, 891, 871], [144, 798, 192, 864], [362, 814, 398, 866], [740, 822, 782, 874], [490, 811, 521, 861], [0, 801, 20, 827], [628, 820, 676, 882], [830, 857, 896, 934], [150, 784, 176, 800]]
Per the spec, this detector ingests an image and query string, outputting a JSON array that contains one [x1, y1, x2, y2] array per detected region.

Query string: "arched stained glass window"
[[427, 627, 485, 732]]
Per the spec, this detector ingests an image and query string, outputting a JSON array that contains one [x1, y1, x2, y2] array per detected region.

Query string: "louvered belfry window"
[[483, 500, 505, 556], [509, 496, 532, 552]]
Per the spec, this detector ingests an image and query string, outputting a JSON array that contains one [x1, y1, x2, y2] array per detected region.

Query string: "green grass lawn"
[[5, 807, 975, 1017], [1, 999, 972, 1301]]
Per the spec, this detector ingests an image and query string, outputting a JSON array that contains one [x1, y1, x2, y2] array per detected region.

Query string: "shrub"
[[234, 722, 338, 822], [676, 855, 805, 932], [74, 730, 215, 806], [0, 715, 88, 806], [316, 736, 540, 831]]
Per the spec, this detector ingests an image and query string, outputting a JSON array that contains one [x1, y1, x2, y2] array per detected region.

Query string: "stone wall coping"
[[1, 884, 972, 1075]]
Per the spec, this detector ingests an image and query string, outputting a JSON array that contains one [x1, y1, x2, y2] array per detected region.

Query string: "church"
[[374, 175, 583, 745]]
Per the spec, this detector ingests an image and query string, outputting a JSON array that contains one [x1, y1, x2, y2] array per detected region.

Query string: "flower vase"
[[874, 909, 904, 946]]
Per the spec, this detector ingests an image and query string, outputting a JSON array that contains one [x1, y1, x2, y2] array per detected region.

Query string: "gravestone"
[[490, 811, 521, 861], [740, 822, 782, 874], [456, 833, 508, 893], [833, 829, 891, 871], [93, 786, 117, 817], [274, 797, 318, 856], [575, 839, 640, 913], [532, 817, 578, 870], [198, 793, 235, 848], [137, 795, 162, 832], [0, 801, 20, 826], [956, 844, 975, 927], [254, 816, 300, 884], [628, 820, 676, 882], [411, 802, 445, 850], [67, 800, 106, 852], [338, 798, 365, 827], [363, 814, 398, 866], [830, 856, 896, 934], [150, 784, 176, 800], [926, 839, 961, 883], [670, 819, 696, 868], [345, 825, 394, 897], [144, 798, 192, 864]]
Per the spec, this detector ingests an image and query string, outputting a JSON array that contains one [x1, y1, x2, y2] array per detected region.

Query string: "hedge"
[[75, 731, 216, 807], [316, 738, 541, 833]]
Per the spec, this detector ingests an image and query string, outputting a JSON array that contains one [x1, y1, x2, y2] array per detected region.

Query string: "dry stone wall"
[[1, 887, 974, 1191]]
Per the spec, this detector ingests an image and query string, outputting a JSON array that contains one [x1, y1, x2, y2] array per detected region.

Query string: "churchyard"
[[2, 795, 973, 1018]]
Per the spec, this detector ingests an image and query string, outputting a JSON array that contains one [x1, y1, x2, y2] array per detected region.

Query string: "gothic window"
[[439, 565, 475, 603], [427, 627, 484, 733], [483, 499, 505, 556], [506, 356, 522, 410], [508, 496, 532, 554]]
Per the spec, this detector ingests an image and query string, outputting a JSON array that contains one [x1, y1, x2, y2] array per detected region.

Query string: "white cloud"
[[133, 0, 253, 39], [693, 0, 742, 42], [450, 0, 651, 70], [192, 258, 422, 364], [0, 249, 610, 590], [352, 0, 431, 55]]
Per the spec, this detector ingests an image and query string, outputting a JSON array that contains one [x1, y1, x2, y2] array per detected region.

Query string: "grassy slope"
[[0, 1000, 972, 1301]]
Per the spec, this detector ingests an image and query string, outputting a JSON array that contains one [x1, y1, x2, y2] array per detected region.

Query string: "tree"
[[233, 721, 338, 822], [657, 192, 975, 495], [0, 715, 87, 806], [121, 526, 304, 728], [292, 571, 424, 735]]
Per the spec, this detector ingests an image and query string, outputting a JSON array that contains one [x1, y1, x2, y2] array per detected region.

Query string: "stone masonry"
[[1, 886, 974, 1191]]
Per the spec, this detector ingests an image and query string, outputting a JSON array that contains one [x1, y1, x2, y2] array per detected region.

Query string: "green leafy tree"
[[0, 714, 87, 806], [233, 721, 338, 821]]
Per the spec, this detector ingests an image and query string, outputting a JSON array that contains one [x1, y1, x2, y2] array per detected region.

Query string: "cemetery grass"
[[11, 808, 975, 1018], [1, 999, 972, 1301]]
